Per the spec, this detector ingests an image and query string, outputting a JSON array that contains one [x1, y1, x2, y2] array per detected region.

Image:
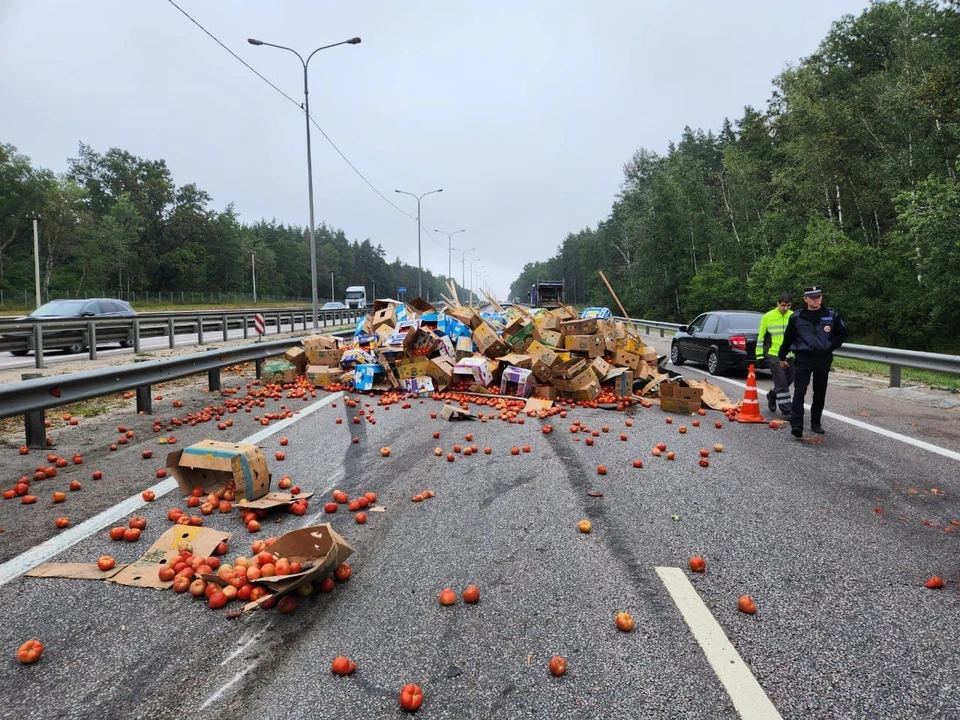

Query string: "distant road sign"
[[398, 286, 407, 295], [253, 313, 265, 336]]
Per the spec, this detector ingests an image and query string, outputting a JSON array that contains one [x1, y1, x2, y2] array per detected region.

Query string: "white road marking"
[[199, 661, 262, 710], [655, 566, 783, 720], [684, 371, 960, 463], [0, 391, 343, 587]]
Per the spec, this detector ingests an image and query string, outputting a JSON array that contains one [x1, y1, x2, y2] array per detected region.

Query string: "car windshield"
[[29, 300, 87, 318], [344, 291, 364, 299], [724, 313, 763, 332]]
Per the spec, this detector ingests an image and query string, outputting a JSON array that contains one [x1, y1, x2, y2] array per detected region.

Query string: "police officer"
[[778, 286, 849, 438], [756, 292, 794, 417]]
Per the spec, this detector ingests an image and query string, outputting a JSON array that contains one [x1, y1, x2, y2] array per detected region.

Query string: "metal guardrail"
[[0, 330, 353, 447], [0, 306, 366, 368], [615, 316, 960, 387]]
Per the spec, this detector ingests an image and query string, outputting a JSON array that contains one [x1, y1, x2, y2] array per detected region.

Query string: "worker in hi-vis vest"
[[756, 292, 794, 416]]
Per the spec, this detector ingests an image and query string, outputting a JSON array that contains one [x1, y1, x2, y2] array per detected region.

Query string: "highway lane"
[[0, 370, 957, 718]]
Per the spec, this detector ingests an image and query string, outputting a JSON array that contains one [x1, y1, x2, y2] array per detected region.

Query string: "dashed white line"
[[656, 566, 783, 720]]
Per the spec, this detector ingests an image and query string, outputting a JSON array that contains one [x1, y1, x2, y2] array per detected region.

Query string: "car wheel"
[[10, 350, 29, 357], [707, 349, 723, 375], [65, 342, 87, 354], [670, 342, 685, 366], [119, 340, 133, 348]]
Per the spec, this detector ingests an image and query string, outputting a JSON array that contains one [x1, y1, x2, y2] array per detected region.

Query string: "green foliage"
[[510, 0, 960, 352], [0, 143, 464, 308]]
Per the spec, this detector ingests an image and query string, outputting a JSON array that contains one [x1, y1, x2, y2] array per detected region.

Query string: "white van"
[[344, 285, 367, 309]]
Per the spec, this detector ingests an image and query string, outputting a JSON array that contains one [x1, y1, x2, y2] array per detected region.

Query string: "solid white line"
[[0, 391, 343, 587], [655, 566, 783, 720], [685, 371, 960, 463], [199, 661, 261, 710]]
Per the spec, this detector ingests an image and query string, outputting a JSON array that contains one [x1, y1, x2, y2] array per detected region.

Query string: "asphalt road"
[[0, 355, 957, 719]]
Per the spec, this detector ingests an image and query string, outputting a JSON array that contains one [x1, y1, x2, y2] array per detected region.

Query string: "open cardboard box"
[[226, 524, 353, 613], [166, 439, 271, 502], [659, 379, 704, 414]]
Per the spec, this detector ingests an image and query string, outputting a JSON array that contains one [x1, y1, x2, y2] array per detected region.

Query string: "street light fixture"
[[434, 228, 465, 280], [471, 262, 484, 305], [248, 35, 361, 330], [395, 188, 442, 298]]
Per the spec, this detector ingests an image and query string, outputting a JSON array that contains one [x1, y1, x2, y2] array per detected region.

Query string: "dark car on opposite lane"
[[670, 310, 763, 375], [3, 298, 136, 355]]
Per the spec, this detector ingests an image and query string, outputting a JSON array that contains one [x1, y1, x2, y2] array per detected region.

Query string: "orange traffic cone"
[[735, 364, 766, 423]]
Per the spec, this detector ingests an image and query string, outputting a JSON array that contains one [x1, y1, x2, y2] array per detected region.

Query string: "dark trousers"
[[763, 354, 794, 414], [791, 353, 832, 429]]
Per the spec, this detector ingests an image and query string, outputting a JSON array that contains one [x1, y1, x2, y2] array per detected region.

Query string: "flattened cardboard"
[[522, 397, 554, 413], [167, 440, 271, 501], [440, 404, 476, 421], [108, 525, 232, 589], [682, 379, 738, 411], [27, 562, 127, 580], [236, 491, 314, 511], [242, 524, 353, 612]]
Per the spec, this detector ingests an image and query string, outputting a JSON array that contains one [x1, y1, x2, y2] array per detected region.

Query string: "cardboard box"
[[533, 311, 562, 333], [589, 356, 612, 379], [353, 363, 382, 391], [396, 357, 432, 379], [306, 348, 342, 367], [261, 359, 297, 384], [446, 306, 482, 330], [560, 318, 599, 335], [455, 336, 475, 360], [532, 384, 559, 400], [552, 357, 588, 380], [399, 376, 435, 394], [611, 348, 640, 370], [242, 524, 354, 612], [532, 359, 556, 383], [499, 352, 533, 369], [405, 297, 435, 317], [567, 376, 601, 402], [500, 366, 535, 398], [454, 356, 495, 386], [440, 404, 475, 421], [283, 346, 308, 373], [427, 356, 456, 388], [564, 334, 606, 357], [305, 364, 342, 387], [167, 440, 271, 502], [602, 367, 634, 398], [436, 335, 456, 361], [539, 329, 563, 348], [526, 340, 559, 368], [553, 367, 598, 394], [303, 334, 340, 363], [371, 305, 397, 330], [504, 321, 540, 352], [472, 321, 509, 358], [404, 327, 441, 358], [659, 380, 704, 414]]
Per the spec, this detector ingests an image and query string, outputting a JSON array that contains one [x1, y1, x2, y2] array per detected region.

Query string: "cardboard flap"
[[440, 405, 476, 421], [108, 526, 232, 589], [26, 562, 127, 580], [682, 379, 738, 410], [237, 491, 314, 510], [522, 397, 554, 413]]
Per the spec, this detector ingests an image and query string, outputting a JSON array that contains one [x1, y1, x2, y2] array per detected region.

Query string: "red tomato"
[[331, 655, 357, 675], [17, 639, 44, 664], [548, 656, 567, 676], [399, 683, 424, 712]]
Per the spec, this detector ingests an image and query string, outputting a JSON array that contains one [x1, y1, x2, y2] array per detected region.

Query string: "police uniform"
[[778, 286, 849, 438]]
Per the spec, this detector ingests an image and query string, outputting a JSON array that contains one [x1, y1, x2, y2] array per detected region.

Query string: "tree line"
[[510, 0, 960, 353], [0, 143, 464, 308]]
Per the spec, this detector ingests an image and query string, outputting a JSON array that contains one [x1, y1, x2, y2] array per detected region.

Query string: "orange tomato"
[[399, 684, 424, 712], [17, 639, 43, 665]]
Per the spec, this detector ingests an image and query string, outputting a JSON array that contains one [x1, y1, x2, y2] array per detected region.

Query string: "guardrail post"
[[197, 315, 204, 345], [242, 314, 249, 339], [255, 358, 263, 379], [208, 368, 221, 392], [275, 312, 281, 335], [167, 317, 176, 349], [890, 364, 902, 388], [87, 321, 97, 360], [22, 373, 46, 448], [33, 325, 45, 369], [136, 384, 152, 414], [133, 318, 141, 354], [222, 314, 229, 342]]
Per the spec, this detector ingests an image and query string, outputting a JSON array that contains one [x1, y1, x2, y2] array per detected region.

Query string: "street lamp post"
[[394, 188, 442, 298], [330, 270, 334, 302], [434, 228, 465, 281], [251, 251, 257, 304], [452, 247, 476, 300], [29, 215, 41, 309], [248, 35, 361, 330]]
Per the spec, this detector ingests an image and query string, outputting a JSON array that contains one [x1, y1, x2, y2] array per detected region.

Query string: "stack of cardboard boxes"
[[280, 298, 665, 404]]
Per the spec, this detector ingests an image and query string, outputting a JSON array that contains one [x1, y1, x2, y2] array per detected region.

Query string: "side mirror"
[[678, 325, 688, 332]]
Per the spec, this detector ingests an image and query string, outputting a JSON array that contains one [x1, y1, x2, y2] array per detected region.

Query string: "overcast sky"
[[0, 0, 873, 300]]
